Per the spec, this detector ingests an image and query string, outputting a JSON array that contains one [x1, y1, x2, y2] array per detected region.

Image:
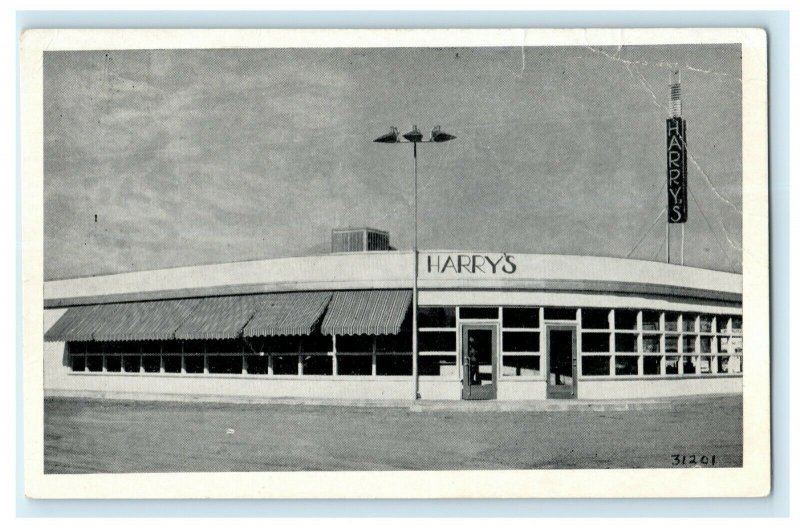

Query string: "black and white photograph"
[[21, 28, 770, 498]]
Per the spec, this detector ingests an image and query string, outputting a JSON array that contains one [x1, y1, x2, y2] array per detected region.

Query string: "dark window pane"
[[142, 355, 161, 373], [581, 308, 609, 329], [141, 341, 161, 355], [643, 335, 660, 353], [162, 355, 181, 373], [273, 354, 298, 375], [71, 355, 85, 372], [544, 308, 576, 320], [86, 355, 103, 372], [336, 335, 373, 353], [264, 336, 301, 353], [643, 355, 661, 375], [665, 356, 680, 374], [302, 355, 332, 375], [376, 332, 411, 353], [732, 316, 742, 332], [581, 333, 609, 353], [303, 333, 333, 352], [183, 355, 204, 373], [615, 355, 638, 375], [376, 355, 412, 376], [162, 342, 181, 356], [715, 316, 729, 333], [699, 315, 714, 332], [664, 312, 679, 332], [208, 355, 242, 374], [615, 333, 637, 353], [503, 307, 539, 328], [104, 355, 121, 372], [682, 356, 697, 374], [502, 331, 539, 352], [418, 331, 456, 352], [246, 355, 269, 375], [206, 340, 242, 355], [683, 314, 697, 332], [337, 355, 372, 375], [683, 336, 697, 354], [502, 355, 540, 377], [614, 309, 638, 330], [459, 307, 498, 319], [183, 340, 206, 356], [86, 342, 104, 355], [419, 355, 457, 376], [665, 336, 678, 353], [699, 336, 712, 353], [418, 307, 456, 328], [123, 355, 141, 373], [642, 311, 660, 331], [716, 356, 730, 374], [699, 356, 713, 374], [581, 356, 610, 376]]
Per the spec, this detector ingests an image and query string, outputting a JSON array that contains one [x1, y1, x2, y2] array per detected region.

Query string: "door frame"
[[460, 323, 498, 400], [545, 325, 578, 399]]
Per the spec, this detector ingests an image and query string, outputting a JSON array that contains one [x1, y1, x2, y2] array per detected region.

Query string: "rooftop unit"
[[332, 227, 391, 253]]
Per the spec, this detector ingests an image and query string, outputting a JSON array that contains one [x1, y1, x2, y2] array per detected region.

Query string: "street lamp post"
[[374, 125, 456, 399]]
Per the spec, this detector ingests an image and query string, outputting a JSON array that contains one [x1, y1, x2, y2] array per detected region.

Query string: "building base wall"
[[577, 377, 743, 399]]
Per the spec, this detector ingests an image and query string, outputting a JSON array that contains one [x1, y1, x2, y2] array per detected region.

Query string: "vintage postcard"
[[20, 28, 769, 498]]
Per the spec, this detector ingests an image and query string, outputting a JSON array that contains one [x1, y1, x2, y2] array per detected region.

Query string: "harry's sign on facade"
[[426, 254, 517, 275]]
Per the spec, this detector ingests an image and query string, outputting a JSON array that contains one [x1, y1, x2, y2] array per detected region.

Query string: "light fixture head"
[[373, 126, 399, 143], [403, 125, 424, 143], [431, 125, 456, 143]]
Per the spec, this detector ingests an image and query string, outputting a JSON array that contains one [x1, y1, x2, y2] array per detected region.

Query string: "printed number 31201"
[[671, 454, 717, 466]]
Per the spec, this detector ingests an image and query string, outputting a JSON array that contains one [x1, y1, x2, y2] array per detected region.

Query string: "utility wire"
[[688, 185, 732, 268], [627, 207, 666, 259]]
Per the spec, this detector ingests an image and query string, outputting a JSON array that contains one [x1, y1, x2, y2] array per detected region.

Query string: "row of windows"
[[581, 355, 743, 376], [419, 306, 742, 332]]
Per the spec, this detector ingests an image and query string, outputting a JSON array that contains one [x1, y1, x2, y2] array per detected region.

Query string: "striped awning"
[[91, 299, 201, 342], [44, 304, 105, 342], [173, 295, 265, 340], [321, 290, 411, 336], [243, 292, 332, 337], [45, 299, 202, 342]]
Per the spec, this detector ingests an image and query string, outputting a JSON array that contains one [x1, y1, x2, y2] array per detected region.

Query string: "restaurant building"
[[44, 229, 742, 401]]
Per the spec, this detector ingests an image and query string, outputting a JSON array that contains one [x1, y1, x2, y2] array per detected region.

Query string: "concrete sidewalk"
[[46, 389, 736, 412]]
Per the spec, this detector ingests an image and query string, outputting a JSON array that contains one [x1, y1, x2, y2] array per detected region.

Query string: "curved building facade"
[[43, 250, 743, 401]]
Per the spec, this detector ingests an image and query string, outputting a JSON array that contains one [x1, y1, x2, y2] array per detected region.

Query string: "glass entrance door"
[[461, 325, 497, 400], [547, 327, 577, 399]]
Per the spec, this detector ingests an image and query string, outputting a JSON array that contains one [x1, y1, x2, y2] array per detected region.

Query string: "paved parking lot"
[[44, 395, 742, 473]]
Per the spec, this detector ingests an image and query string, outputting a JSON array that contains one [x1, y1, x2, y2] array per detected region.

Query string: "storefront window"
[[614, 309, 638, 330], [376, 355, 412, 376], [642, 311, 660, 331], [544, 307, 576, 320], [302, 354, 332, 375], [246, 355, 269, 375], [581, 332, 609, 353], [105, 355, 122, 372], [142, 355, 161, 373], [664, 312, 679, 332], [615, 333, 637, 353], [418, 307, 456, 327], [643, 355, 661, 375], [459, 307, 499, 319], [337, 354, 372, 376], [503, 307, 540, 328], [419, 355, 457, 376], [86, 355, 103, 372], [581, 356, 610, 376], [272, 354, 298, 375], [502, 355, 540, 377], [183, 355, 204, 374], [208, 355, 242, 374], [615, 355, 638, 375], [502, 331, 539, 352], [581, 308, 609, 329], [418, 331, 456, 352]]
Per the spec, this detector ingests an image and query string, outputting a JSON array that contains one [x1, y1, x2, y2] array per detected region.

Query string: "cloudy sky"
[[43, 44, 742, 280]]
